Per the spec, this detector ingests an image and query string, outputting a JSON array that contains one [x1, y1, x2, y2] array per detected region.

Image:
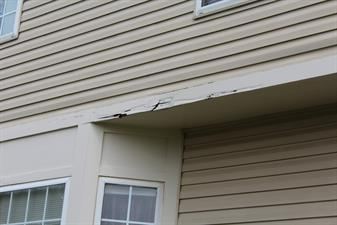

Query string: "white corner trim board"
[[0, 53, 336, 142]]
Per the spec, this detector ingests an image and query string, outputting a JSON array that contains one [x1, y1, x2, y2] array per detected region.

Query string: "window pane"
[[45, 221, 61, 225], [102, 184, 129, 221], [45, 184, 65, 219], [101, 222, 126, 225], [4, 0, 18, 13], [9, 190, 28, 223], [130, 187, 157, 223], [202, 0, 228, 6], [1, 12, 15, 35], [129, 224, 151, 225], [0, 0, 4, 15], [0, 192, 10, 224], [27, 187, 46, 222]]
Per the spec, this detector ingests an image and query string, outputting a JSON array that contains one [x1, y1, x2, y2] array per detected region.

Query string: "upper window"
[[0, 178, 69, 225], [195, 0, 253, 17], [95, 178, 162, 225], [0, 0, 22, 43]]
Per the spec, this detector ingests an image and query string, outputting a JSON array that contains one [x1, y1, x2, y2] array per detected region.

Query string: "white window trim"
[[195, 0, 255, 17], [0, 177, 71, 225], [0, 0, 24, 44], [94, 177, 164, 225]]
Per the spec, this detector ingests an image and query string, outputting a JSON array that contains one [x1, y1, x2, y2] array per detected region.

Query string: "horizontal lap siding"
[[20, 0, 114, 31], [1, 0, 337, 122], [179, 202, 337, 225], [21, 0, 84, 22], [22, 0, 57, 13], [179, 113, 337, 224]]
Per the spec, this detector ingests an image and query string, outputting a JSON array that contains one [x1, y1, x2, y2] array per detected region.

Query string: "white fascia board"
[[0, 54, 336, 142]]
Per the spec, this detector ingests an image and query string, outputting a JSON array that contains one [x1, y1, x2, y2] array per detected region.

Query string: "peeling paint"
[[95, 83, 263, 121]]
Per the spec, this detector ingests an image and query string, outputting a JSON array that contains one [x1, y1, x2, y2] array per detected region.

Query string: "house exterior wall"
[[1, 1, 337, 225], [180, 107, 337, 224], [0, 0, 336, 124]]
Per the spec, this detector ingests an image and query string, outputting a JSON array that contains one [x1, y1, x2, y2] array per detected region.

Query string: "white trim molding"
[[0, 177, 71, 225], [195, 0, 255, 17], [94, 177, 164, 225]]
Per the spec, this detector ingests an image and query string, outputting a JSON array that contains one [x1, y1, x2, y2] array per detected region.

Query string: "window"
[[0, 178, 69, 225], [0, 0, 23, 43], [95, 178, 162, 225], [195, 0, 253, 17]]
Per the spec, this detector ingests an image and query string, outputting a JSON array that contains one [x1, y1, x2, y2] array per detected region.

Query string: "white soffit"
[[105, 73, 337, 128]]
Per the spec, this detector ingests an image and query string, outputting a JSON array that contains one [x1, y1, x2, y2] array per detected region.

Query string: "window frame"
[[195, 0, 255, 17], [0, 177, 71, 225], [94, 177, 164, 225], [0, 0, 24, 44]]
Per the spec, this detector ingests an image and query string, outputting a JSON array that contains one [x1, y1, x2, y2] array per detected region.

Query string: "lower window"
[[96, 178, 162, 225], [0, 178, 69, 225]]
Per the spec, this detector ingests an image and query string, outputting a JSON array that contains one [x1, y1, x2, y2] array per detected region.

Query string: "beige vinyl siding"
[[0, 0, 337, 123], [179, 111, 337, 224], [20, 0, 114, 30], [21, 0, 84, 22], [22, 0, 58, 13]]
